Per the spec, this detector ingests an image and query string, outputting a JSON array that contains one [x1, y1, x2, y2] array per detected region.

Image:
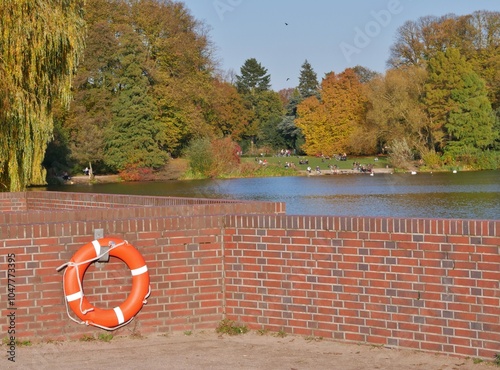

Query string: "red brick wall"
[[1, 192, 283, 341], [224, 215, 500, 359], [1, 192, 499, 360]]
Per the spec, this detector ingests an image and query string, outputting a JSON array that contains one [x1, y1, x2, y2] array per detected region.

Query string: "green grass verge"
[[242, 155, 389, 172]]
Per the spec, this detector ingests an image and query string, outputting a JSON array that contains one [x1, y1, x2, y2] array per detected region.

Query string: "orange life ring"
[[62, 237, 150, 329]]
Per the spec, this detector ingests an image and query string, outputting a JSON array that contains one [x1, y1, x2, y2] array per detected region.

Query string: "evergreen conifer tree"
[[104, 23, 168, 170], [235, 58, 271, 94], [298, 60, 318, 98]]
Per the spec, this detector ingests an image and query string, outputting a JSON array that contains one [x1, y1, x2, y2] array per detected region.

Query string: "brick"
[[454, 345, 477, 357]]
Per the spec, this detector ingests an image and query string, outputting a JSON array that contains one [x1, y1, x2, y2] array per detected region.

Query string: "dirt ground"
[[69, 158, 189, 184], [3, 331, 493, 370]]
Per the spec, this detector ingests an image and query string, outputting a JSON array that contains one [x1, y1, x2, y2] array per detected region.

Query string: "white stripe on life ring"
[[92, 240, 101, 257], [114, 307, 125, 324], [131, 265, 148, 276], [66, 291, 83, 302]]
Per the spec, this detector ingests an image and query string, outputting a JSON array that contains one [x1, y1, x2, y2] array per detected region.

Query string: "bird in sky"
[[286, 78, 290, 81], [285, 22, 288, 26]]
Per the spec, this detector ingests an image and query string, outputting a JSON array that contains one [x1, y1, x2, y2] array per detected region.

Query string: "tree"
[[251, 90, 284, 147], [61, 0, 119, 174], [424, 48, 496, 154], [388, 10, 500, 111], [468, 11, 500, 111], [352, 65, 379, 84], [60, 0, 217, 168], [274, 61, 319, 154], [296, 69, 367, 156], [104, 24, 168, 171], [298, 60, 318, 98], [388, 14, 471, 69], [387, 17, 430, 69], [277, 89, 305, 153], [444, 71, 497, 154], [0, 0, 86, 191], [235, 58, 271, 94], [365, 66, 429, 154], [203, 79, 250, 140], [235, 58, 283, 150], [132, 0, 215, 155]]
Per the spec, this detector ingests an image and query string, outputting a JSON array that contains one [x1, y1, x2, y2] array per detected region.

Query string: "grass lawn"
[[242, 154, 389, 172]]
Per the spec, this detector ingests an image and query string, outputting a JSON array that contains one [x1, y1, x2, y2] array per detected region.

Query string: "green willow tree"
[[256, 90, 286, 147], [0, 0, 86, 191]]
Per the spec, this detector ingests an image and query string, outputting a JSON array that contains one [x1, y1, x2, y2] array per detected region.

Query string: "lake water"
[[35, 170, 500, 220]]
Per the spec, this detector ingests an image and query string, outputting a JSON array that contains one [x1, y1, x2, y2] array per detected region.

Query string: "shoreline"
[[52, 167, 494, 186], [57, 167, 397, 185], [299, 167, 394, 176], [51, 174, 121, 185], [46, 156, 493, 187]]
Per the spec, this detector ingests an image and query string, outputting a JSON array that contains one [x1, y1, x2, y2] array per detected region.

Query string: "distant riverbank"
[[50, 154, 489, 186], [64, 174, 122, 184], [58, 166, 396, 186], [50, 157, 394, 185]]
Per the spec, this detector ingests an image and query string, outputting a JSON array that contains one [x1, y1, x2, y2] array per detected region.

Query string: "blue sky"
[[181, 0, 499, 91]]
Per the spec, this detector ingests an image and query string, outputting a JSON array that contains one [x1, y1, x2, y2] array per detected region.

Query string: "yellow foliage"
[[0, 0, 86, 191], [295, 69, 366, 156]]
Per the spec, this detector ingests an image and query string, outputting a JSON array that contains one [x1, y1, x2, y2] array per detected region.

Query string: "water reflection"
[[309, 192, 498, 219], [35, 170, 500, 219]]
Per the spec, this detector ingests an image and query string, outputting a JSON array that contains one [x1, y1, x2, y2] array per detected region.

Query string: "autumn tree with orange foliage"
[[295, 69, 367, 156], [204, 79, 250, 140]]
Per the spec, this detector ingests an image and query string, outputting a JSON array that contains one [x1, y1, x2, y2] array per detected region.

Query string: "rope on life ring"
[[56, 237, 151, 330]]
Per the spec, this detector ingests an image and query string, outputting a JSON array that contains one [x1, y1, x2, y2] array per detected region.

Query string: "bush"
[[185, 137, 213, 177], [238, 162, 260, 177], [208, 137, 241, 178], [119, 165, 154, 181], [473, 151, 500, 170], [442, 146, 500, 170], [387, 139, 415, 170], [421, 149, 443, 170], [185, 137, 241, 178]]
